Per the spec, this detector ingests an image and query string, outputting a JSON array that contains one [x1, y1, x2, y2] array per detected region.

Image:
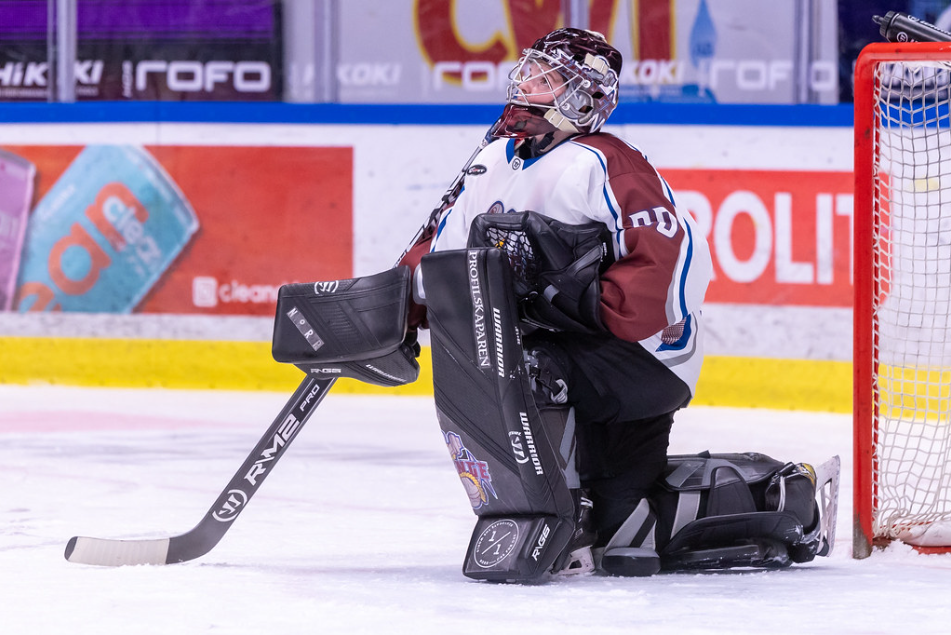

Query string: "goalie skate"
[[552, 493, 597, 577], [555, 546, 596, 576], [809, 455, 840, 558]]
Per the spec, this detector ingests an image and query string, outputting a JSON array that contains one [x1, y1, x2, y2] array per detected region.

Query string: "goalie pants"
[[525, 330, 692, 544]]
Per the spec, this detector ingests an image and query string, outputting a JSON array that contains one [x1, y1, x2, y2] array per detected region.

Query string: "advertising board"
[[0, 0, 282, 101], [2, 144, 352, 315]]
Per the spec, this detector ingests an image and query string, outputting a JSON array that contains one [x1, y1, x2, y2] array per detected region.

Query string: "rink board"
[[0, 104, 854, 412], [0, 335, 850, 412]]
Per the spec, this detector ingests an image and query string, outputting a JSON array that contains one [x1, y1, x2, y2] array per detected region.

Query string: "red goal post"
[[854, 42, 951, 558]]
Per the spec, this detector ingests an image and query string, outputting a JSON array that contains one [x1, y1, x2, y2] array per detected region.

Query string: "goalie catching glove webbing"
[[468, 211, 614, 334]]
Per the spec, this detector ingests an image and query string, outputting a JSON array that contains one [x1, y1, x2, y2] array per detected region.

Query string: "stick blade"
[[65, 536, 171, 566]]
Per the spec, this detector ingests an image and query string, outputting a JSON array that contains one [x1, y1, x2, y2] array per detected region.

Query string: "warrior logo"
[[313, 280, 340, 295], [212, 488, 248, 522], [445, 430, 498, 510], [509, 431, 529, 464]]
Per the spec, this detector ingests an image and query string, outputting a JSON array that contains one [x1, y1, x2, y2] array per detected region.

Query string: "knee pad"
[[656, 453, 834, 570], [598, 452, 839, 574]]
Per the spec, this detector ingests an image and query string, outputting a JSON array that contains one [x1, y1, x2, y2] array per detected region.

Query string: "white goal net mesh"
[[872, 59, 951, 546]]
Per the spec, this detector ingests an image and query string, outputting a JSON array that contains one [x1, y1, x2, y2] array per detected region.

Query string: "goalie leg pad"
[[421, 248, 577, 581]]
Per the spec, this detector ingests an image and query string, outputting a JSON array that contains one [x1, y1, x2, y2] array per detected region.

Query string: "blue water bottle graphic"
[[15, 145, 199, 313], [688, 0, 718, 101]]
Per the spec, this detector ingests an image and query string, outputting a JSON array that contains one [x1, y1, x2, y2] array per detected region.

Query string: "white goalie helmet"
[[493, 28, 622, 139]]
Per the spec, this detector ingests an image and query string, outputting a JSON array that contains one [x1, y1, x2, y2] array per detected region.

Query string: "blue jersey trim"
[[521, 152, 544, 168], [657, 314, 693, 352], [661, 175, 676, 205], [656, 220, 696, 352], [432, 183, 463, 249], [572, 142, 623, 248], [678, 221, 694, 318], [504, 138, 544, 169], [433, 208, 452, 249]]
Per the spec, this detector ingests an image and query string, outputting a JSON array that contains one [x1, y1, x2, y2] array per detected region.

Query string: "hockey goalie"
[[412, 245, 838, 581], [272, 27, 839, 583]]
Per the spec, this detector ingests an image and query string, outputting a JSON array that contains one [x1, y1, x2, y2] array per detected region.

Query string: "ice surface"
[[2, 384, 951, 635]]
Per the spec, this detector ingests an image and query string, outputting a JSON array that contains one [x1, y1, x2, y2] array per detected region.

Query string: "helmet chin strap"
[[516, 129, 574, 159], [533, 132, 558, 153], [543, 108, 582, 134]]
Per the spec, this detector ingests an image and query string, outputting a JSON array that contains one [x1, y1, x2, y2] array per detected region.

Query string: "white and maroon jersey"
[[431, 132, 712, 394]]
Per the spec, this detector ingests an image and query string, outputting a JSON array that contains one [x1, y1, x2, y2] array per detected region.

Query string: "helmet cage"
[[505, 47, 619, 135]]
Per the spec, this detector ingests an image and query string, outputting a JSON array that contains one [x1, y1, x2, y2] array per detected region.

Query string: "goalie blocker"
[[271, 266, 420, 387]]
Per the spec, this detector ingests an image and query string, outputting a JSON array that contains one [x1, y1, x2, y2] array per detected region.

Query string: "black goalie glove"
[[468, 211, 614, 334]]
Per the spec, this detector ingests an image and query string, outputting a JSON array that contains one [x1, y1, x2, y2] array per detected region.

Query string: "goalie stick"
[[396, 117, 501, 265], [64, 376, 334, 566], [64, 119, 502, 567]]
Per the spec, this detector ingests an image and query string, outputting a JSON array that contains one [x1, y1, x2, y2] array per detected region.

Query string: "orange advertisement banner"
[[2, 144, 353, 316], [665, 169, 854, 307]]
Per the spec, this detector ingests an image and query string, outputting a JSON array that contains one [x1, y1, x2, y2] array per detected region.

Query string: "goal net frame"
[[854, 42, 951, 558]]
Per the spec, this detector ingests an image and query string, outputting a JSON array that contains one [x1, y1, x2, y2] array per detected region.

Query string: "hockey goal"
[[854, 42, 951, 558]]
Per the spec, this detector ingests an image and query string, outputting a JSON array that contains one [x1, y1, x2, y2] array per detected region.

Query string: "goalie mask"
[[493, 28, 622, 139]]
